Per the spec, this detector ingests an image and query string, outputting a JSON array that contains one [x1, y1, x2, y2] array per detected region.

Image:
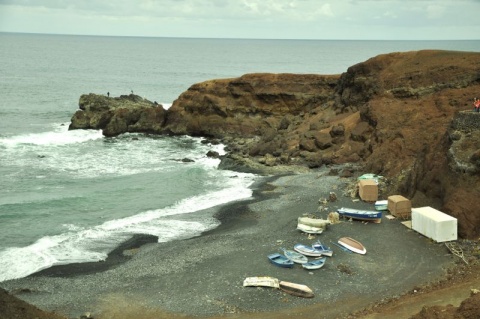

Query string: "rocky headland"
[[70, 49, 480, 239]]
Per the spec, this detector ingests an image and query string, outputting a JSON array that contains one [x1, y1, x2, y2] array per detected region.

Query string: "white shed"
[[411, 206, 457, 242]]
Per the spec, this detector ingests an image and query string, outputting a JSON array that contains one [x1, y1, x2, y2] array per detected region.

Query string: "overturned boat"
[[338, 237, 367, 255], [279, 281, 314, 298], [337, 207, 382, 223], [297, 217, 331, 230]]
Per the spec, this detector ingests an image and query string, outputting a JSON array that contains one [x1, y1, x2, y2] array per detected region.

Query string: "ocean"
[[0, 32, 479, 282]]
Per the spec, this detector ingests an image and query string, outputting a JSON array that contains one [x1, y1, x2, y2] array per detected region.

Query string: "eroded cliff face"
[[69, 50, 480, 238]]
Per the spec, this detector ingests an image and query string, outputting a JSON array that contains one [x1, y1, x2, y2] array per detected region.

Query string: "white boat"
[[297, 217, 330, 230], [375, 200, 388, 211], [243, 276, 279, 288], [293, 243, 323, 257], [338, 237, 366, 255], [279, 281, 314, 298], [297, 223, 323, 234], [282, 248, 308, 264], [302, 257, 327, 270], [312, 241, 333, 257]]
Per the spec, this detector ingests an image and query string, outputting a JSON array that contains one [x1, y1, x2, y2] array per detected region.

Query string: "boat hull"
[[297, 217, 330, 229], [302, 257, 326, 270], [294, 244, 324, 257], [282, 249, 308, 264], [312, 241, 333, 257], [338, 237, 366, 255], [296, 223, 323, 234], [337, 207, 382, 223], [243, 276, 280, 288], [268, 253, 295, 268], [279, 281, 314, 298]]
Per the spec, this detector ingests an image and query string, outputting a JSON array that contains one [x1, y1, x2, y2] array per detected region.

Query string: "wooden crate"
[[358, 179, 378, 202], [388, 195, 411, 219]]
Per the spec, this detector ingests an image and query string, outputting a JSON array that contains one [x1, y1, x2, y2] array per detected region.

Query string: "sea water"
[[0, 32, 478, 282]]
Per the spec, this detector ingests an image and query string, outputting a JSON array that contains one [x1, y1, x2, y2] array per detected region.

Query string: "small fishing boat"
[[338, 237, 367, 255], [268, 253, 295, 268], [337, 207, 382, 223], [279, 281, 314, 298], [312, 241, 333, 257], [293, 243, 323, 257], [282, 248, 308, 264], [297, 217, 330, 230], [243, 276, 280, 288], [375, 200, 388, 211], [297, 223, 323, 234], [302, 257, 327, 270]]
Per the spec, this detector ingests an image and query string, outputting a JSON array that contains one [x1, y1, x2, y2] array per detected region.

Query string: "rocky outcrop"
[[69, 50, 480, 238], [69, 94, 167, 137], [448, 112, 480, 174]]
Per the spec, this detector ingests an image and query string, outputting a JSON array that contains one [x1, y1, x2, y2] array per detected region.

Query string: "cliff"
[[69, 50, 480, 238]]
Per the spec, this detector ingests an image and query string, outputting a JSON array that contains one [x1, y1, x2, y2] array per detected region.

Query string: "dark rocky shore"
[[2, 50, 480, 319]]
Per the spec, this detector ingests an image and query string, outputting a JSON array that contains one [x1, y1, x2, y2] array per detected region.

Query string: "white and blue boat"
[[282, 248, 308, 264], [293, 243, 324, 257], [337, 207, 382, 223], [268, 253, 295, 268], [302, 257, 327, 270], [312, 241, 333, 257]]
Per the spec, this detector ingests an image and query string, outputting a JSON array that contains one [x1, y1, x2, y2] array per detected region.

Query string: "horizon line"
[[1, 31, 479, 42]]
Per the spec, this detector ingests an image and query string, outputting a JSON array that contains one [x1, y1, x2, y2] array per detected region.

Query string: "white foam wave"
[[0, 172, 255, 282], [0, 125, 103, 147]]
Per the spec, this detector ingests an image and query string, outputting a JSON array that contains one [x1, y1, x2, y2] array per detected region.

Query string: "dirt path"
[[356, 263, 480, 319]]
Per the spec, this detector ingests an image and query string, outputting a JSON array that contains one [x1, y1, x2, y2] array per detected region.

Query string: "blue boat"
[[312, 241, 333, 257], [282, 248, 308, 264], [337, 207, 382, 223], [302, 257, 327, 270], [268, 253, 294, 268]]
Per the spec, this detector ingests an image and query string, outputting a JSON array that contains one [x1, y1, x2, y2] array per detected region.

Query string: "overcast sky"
[[0, 0, 479, 40]]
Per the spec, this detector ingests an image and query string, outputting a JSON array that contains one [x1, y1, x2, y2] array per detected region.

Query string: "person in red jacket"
[[475, 98, 480, 112]]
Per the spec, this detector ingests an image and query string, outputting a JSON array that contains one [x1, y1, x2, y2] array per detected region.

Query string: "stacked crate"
[[388, 195, 411, 219], [358, 179, 378, 202]]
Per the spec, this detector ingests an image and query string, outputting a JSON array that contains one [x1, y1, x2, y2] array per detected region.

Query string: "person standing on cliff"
[[474, 98, 480, 112], [107, 92, 110, 97]]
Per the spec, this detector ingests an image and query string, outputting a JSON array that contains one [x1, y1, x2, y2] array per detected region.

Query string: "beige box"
[[358, 179, 378, 202], [388, 195, 411, 219]]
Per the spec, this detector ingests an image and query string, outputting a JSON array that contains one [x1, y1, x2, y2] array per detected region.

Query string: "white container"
[[411, 206, 457, 242]]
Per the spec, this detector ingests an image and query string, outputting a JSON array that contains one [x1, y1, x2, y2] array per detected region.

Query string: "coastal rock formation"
[[69, 50, 480, 238], [69, 94, 166, 137]]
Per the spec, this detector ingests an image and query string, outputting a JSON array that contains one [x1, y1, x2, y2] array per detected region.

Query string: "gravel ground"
[[0, 167, 457, 319]]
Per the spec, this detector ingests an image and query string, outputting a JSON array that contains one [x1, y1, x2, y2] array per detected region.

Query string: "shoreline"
[[28, 173, 278, 280], [1, 168, 458, 319]]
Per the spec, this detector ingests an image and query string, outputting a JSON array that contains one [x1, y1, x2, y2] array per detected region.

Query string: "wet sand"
[[0, 168, 457, 319]]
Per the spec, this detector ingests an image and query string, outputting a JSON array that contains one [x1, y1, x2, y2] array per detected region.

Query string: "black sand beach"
[[0, 168, 457, 319]]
